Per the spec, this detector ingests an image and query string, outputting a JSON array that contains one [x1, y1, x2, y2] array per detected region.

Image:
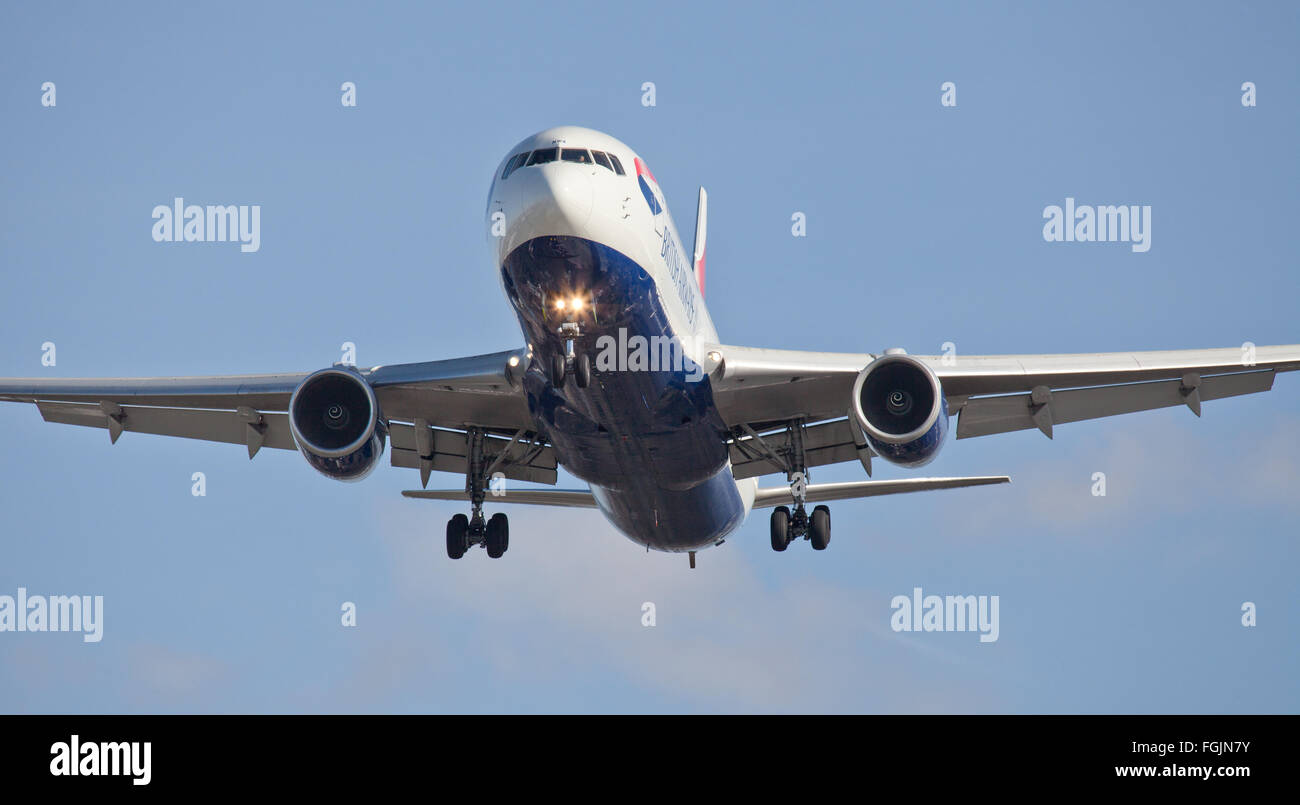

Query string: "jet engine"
[[850, 353, 948, 468], [289, 367, 387, 481]]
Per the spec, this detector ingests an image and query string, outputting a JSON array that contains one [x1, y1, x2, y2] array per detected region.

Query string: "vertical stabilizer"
[[692, 187, 707, 296]]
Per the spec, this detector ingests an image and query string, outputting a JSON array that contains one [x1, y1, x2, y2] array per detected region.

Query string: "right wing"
[[0, 348, 556, 485]]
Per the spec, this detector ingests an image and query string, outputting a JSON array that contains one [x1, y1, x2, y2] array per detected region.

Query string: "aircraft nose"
[[507, 162, 594, 240]]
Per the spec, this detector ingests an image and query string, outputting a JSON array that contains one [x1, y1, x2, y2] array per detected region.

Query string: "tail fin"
[[692, 187, 707, 296]]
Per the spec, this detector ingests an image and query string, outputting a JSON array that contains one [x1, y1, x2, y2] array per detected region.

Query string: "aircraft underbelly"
[[502, 235, 744, 551]]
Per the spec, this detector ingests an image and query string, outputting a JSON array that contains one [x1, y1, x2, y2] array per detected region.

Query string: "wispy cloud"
[[123, 642, 231, 708], [306, 500, 1009, 713], [941, 412, 1300, 547]]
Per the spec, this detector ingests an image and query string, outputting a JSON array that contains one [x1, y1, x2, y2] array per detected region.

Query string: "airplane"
[[2, 125, 1298, 566]]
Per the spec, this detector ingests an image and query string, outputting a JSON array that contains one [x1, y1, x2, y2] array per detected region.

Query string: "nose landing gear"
[[551, 321, 592, 389]]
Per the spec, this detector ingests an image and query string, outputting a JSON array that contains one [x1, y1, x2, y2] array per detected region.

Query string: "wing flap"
[[956, 370, 1274, 439], [36, 401, 295, 455], [729, 418, 860, 480], [390, 448, 557, 486], [389, 422, 557, 485]]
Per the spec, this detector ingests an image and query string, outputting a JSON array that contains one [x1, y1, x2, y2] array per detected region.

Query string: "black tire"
[[770, 506, 790, 552], [810, 505, 831, 551], [551, 353, 567, 388], [486, 512, 509, 558], [575, 353, 592, 388], [446, 513, 470, 559]]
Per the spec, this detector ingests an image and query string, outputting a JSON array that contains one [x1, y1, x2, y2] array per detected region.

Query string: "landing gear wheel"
[[810, 505, 831, 551], [551, 353, 567, 389], [574, 353, 591, 388], [486, 512, 510, 558], [446, 513, 470, 559], [770, 506, 790, 551]]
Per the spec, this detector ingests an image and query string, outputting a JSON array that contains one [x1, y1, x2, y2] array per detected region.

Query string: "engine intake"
[[851, 353, 948, 467], [289, 367, 387, 481]]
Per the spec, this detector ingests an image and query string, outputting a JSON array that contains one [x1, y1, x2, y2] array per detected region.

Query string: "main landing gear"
[[445, 427, 510, 560], [551, 321, 591, 389], [770, 503, 831, 551], [446, 511, 509, 559], [767, 418, 831, 552]]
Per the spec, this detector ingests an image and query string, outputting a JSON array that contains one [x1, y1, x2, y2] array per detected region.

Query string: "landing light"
[[555, 299, 566, 311], [571, 297, 584, 311]]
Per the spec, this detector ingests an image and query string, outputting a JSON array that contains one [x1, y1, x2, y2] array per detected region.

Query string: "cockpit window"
[[527, 148, 558, 165], [510, 146, 622, 175], [501, 152, 529, 180]]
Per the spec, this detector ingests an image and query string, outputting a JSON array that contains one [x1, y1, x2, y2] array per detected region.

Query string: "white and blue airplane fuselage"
[[488, 126, 757, 551]]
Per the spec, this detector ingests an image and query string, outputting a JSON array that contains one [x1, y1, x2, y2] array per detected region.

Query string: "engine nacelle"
[[850, 353, 948, 468], [289, 367, 387, 482]]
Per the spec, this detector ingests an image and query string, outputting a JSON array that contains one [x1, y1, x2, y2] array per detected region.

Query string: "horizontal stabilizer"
[[402, 488, 597, 508], [751, 476, 1010, 508]]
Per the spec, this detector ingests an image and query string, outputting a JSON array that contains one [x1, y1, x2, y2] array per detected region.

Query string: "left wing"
[[703, 342, 1300, 477]]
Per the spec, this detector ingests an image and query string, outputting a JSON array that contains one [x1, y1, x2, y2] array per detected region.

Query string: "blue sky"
[[0, 1, 1296, 713]]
